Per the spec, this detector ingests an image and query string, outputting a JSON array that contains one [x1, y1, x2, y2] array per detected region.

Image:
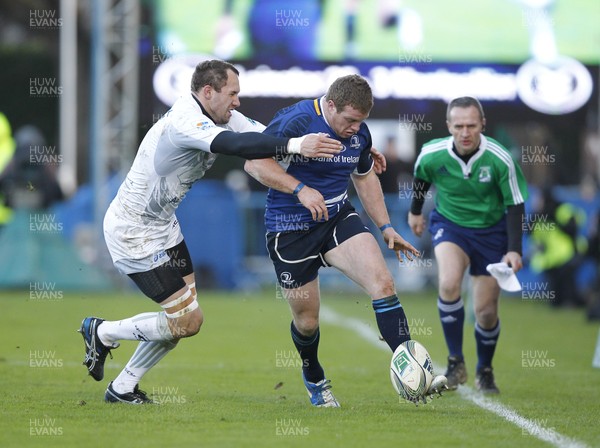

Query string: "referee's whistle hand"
[[503, 252, 523, 273], [408, 212, 425, 237]]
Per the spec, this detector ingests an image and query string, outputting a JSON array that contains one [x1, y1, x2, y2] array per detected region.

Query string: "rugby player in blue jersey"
[[245, 75, 446, 407]]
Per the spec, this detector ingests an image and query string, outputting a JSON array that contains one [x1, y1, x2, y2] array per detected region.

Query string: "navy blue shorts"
[[428, 209, 507, 276], [266, 202, 370, 288]]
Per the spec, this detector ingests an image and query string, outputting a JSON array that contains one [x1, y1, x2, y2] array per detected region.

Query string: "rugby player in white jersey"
[[78, 60, 343, 404]]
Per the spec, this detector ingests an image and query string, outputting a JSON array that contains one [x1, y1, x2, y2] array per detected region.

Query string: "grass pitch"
[[0, 289, 598, 447]]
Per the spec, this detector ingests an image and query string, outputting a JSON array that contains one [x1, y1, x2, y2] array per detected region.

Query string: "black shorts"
[[266, 202, 369, 288], [128, 240, 194, 303]]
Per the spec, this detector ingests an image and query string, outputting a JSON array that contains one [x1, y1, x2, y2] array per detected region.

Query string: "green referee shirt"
[[414, 135, 528, 228]]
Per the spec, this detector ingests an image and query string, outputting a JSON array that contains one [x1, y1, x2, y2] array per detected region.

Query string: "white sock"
[[97, 311, 173, 346], [111, 339, 178, 394]]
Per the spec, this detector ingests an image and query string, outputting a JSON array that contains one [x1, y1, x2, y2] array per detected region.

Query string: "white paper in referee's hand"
[[486, 262, 521, 292]]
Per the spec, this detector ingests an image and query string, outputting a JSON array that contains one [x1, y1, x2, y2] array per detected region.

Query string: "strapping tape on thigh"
[[161, 289, 191, 309], [161, 289, 198, 319], [164, 298, 198, 319]]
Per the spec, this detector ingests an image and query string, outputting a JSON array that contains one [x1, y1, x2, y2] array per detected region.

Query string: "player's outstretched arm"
[[244, 159, 329, 221], [210, 131, 341, 160], [352, 170, 419, 261], [382, 228, 420, 262], [295, 133, 343, 159], [352, 169, 392, 227]]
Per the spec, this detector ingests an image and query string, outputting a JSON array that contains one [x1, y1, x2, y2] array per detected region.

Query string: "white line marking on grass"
[[320, 305, 589, 448], [458, 387, 589, 448]]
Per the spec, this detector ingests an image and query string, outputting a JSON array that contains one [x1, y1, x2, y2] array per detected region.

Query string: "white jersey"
[[104, 94, 265, 274]]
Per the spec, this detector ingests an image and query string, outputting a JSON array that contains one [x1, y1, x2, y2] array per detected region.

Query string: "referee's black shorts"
[[266, 202, 369, 289]]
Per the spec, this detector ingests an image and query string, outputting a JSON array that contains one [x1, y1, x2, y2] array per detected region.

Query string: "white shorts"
[[103, 203, 184, 275]]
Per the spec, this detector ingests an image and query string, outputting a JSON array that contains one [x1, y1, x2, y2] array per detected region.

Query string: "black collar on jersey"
[[190, 92, 217, 124], [452, 143, 479, 164]]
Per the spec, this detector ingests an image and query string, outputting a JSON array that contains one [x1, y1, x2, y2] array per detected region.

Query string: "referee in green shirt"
[[408, 97, 528, 394]]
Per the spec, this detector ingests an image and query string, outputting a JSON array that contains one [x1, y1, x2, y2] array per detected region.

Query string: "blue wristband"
[[379, 223, 393, 232], [293, 182, 305, 196]]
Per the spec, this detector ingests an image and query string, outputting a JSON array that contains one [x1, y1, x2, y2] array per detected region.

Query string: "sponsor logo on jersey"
[[196, 121, 213, 130], [436, 165, 450, 175], [153, 250, 167, 263], [478, 166, 491, 183]]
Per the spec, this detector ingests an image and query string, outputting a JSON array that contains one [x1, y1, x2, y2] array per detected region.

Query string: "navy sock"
[[438, 297, 465, 359], [475, 320, 500, 372], [372, 295, 410, 351], [290, 321, 324, 384]]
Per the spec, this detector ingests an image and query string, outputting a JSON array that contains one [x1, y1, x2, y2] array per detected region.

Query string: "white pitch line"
[[458, 387, 588, 448], [320, 305, 589, 448]]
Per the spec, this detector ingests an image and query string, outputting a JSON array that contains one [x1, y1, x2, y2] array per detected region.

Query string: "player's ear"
[[482, 118, 486, 132], [201, 85, 213, 99], [446, 120, 451, 134]]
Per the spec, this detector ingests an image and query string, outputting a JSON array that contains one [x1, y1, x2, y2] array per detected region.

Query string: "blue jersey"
[[264, 97, 373, 232]]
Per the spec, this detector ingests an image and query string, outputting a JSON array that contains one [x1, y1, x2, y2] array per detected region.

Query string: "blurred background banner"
[[0, 0, 599, 314]]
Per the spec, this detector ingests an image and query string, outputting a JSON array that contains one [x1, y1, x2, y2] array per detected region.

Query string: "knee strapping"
[[161, 289, 199, 319]]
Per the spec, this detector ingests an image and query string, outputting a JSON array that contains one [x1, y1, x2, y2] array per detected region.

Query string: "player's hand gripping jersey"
[[264, 97, 373, 232], [104, 94, 265, 273]]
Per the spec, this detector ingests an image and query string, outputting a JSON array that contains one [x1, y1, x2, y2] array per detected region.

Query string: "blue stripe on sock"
[[437, 297, 464, 313], [475, 321, 500, 338], [373, 295, 401, 313], [373, 304, 402, 314]]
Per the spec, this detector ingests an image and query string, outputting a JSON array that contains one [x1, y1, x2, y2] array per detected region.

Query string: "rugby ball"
[[390, 340, 434, 402]]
